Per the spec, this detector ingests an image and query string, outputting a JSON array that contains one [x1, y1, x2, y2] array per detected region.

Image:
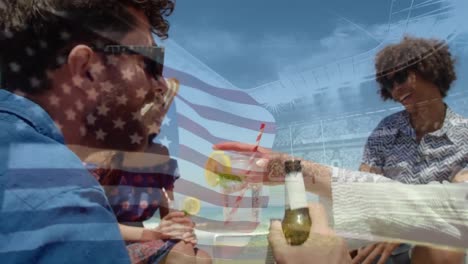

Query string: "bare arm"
[[214, 142, 468, 248], [410, 170, 468, 264], [273, 155, 468, 249], [412, 245, 465, 264], [118, 223, 162, 241], [330, 170, 468, 249]]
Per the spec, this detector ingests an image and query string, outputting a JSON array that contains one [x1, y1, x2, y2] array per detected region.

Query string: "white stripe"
[[177, 128, 265, 179], [179, 128, 264, 169], [175, 158, 257, 200], [179, 85, 275, 122], [176, 98, 275, 147], [0, 223, 121, 253], [3, 186, 165, 211], [179, 127, 216, 155], [2, 186, 86, 212], [7, 143, 83, 169]]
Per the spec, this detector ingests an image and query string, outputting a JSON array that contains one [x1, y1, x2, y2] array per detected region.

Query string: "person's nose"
[[153, 76, 168, 95], [143, 77, 167, 104]]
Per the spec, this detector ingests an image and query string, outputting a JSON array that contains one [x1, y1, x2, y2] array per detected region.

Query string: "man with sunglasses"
[[351, 36, 468, 264], [0, 1, 210, 263]]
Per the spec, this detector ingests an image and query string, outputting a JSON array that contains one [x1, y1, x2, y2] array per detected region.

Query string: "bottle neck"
[[284, 171, 308, 210]]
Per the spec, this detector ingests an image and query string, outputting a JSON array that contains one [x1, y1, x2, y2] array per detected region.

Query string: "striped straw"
[[161, 187, 173, 210], [225, 123, 265, 225]]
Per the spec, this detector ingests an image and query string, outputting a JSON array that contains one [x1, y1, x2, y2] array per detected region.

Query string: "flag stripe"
[[178, 144, 267, 177], [178, 114, 224, 144], [173, 177, 269, 208], [1, 207, 119, 232], [177, 84, 273, 121], [3, 169, 97, 190], [0, 241, 129, 262], [175, 99, 275, 144], [164, 66, 260, 106], [176, 95, 276, 133], [159, 61, 276, 227], [0, 223, 124, 253]]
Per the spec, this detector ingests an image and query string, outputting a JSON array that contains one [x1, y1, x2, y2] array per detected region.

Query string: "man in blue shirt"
[[0, 1, 193, 263]]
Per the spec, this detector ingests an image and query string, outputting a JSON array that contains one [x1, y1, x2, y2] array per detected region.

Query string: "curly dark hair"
[[0, 0, 175, 94], [375, 35, 456, 101]]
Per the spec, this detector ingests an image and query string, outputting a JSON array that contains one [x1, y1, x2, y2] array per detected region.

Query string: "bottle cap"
[[284, 160, 301, 173]]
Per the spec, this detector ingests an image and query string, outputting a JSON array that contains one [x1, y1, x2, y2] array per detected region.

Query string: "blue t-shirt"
[[0, 90, 130, 263]]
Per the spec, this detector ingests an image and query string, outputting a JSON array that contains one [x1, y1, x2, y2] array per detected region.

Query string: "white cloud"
[[276, 22, 387, 77], [174, 27, 243, 58]]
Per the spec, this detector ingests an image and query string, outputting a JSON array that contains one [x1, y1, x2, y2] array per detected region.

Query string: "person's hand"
[[268, 203, 351, 264], [351, 242, 400, 264], [451, 170, 468, 183], [213, 141, 288, 186], [154, 211, 197, 244]]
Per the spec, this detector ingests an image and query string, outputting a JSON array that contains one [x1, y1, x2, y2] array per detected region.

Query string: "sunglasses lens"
[[382, 78, 393, 92], [394, 71, 408, 85], [154, 48, 164, 77], [98, 45, 165, 79], [143, 58, 163, 79], [154, 60, 163, 77], [141, 47, 164, 79], [382, 70, 409, 92]]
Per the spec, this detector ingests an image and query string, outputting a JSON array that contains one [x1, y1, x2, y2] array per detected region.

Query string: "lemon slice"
[[205, 151, 232, 187], [182, 197, 201, 216]]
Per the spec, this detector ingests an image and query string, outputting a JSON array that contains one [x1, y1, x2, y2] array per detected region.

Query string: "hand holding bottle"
[[282, 160, 311, 245], [268, 203, 352, 264]]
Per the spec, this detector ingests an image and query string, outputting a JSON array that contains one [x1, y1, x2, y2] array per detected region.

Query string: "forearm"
[[331, 172, 468, 249], [279, 157, 468, 248], [119, 223, 161, 242], [412, 246, 465, 264], [301, 159, 333, 198], [269, 154, 468, 247]]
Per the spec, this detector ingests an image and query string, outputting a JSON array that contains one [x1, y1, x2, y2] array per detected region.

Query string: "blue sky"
[[162, 0, 468, 124], [168, 0, 401, 88], [164, 0, 468, 108]]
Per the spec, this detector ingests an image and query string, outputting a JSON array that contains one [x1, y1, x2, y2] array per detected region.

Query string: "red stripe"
[[177, 94, 276, 133], [178, 144, 264, 181], [177, 113, 225, 144], [173, 177, 267, 208], [175, 145, 268, 208], [191, 216, 261, 233], [178, 144, 265, 180], [163, 66, 260, 106]]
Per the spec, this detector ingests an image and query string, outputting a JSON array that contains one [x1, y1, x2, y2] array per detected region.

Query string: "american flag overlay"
[[157, 62, 276, 228]]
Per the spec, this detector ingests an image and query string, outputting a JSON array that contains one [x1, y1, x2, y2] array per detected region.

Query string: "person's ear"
[[67, 45, 95, 83]]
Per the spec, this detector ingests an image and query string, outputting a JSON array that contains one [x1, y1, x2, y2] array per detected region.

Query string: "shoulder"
[[445, 109, 468, 142], [447, 109, 468, 130], [368, 111, 405, 138], [0, 112, 83, 170], [0, 113, 102, 209]]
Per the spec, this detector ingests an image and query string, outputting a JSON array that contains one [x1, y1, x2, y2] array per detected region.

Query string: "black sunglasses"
[[92, 45, 165, 79], [381, 70, 410, 92]]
